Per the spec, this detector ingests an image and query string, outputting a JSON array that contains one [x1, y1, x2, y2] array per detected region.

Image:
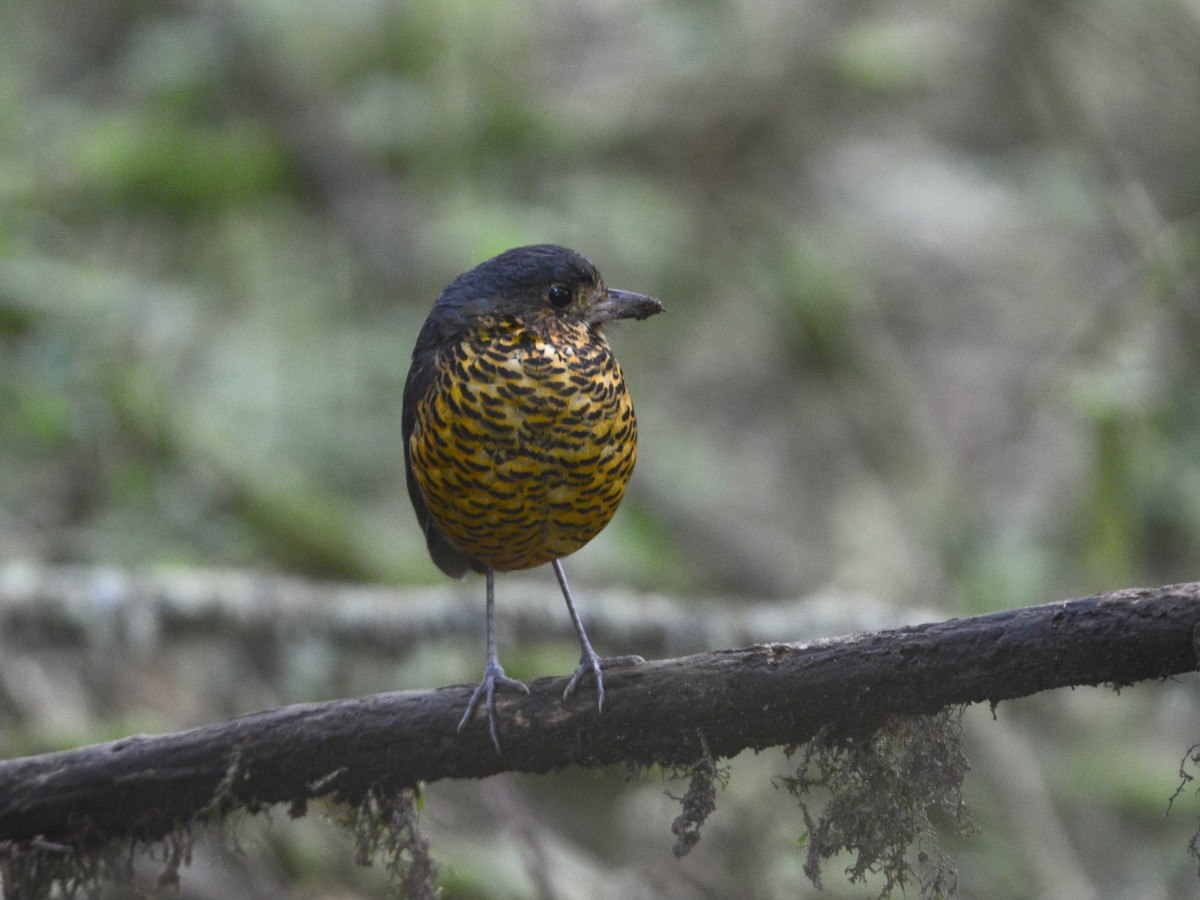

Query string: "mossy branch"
[[0, 582, 1197, 850]]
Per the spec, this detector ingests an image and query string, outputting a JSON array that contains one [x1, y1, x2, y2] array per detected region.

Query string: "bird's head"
[[427, 244, 663, 337]]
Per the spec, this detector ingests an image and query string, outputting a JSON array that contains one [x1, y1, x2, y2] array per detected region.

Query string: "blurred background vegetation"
[[2, 0, 1200, 896]]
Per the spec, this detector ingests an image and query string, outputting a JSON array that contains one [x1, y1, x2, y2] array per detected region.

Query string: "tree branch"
[[0, 582, 1196, 848], [0, 560, 930, 658]]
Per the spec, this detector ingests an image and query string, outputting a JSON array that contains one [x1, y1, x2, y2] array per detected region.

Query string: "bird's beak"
[[588, 288, 665, 325]]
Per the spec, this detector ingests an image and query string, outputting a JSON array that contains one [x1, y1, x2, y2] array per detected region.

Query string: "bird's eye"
[[546, 285, 572, 309]]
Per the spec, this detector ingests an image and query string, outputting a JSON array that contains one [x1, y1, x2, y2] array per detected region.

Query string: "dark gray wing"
[[402, 323, 482, 579]]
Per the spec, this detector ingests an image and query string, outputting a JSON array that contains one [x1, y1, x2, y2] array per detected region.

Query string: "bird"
[[403, 244, 663, 751]]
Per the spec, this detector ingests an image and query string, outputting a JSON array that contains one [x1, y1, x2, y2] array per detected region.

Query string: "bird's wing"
[[402, 330, 481, 579]]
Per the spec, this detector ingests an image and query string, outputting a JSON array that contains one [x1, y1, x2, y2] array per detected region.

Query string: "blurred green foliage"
[[2, 0, 1200, 896]]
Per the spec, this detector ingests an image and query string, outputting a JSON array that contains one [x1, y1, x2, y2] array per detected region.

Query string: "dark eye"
[[546, 285, 572, 309]]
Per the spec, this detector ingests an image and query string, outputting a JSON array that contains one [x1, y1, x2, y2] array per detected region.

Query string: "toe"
[[458, 662, 529, 752]]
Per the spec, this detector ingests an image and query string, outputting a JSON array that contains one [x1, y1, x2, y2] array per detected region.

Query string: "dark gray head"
[[421, 244, 662, 341]]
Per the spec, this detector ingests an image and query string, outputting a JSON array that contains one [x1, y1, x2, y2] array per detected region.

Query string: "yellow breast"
[[408, 317, 637, 571]]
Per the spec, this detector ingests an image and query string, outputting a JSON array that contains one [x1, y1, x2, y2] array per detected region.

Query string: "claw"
[[458, 658, 529, 753], [564, 647, 606, 711], [563, 652, 646, 712]]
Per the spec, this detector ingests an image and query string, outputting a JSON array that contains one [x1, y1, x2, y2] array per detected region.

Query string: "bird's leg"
[[553, 559, 643, 712], [458, 567, 529, 752]]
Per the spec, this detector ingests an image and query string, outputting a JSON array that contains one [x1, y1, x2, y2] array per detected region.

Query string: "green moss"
[[666, 736, 729, 858], [779, 712, 973, 899], [339, 786, 441, 900]]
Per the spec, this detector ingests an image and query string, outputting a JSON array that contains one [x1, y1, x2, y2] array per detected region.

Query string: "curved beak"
[[587, 288, 665, 325]]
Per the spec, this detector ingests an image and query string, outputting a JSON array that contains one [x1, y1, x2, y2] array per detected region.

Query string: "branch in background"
[[0, 561, 935, 659], [0, 582, 1195, 848]]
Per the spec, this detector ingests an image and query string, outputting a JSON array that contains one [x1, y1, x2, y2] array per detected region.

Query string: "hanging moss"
[[779, 710, 974, 900]]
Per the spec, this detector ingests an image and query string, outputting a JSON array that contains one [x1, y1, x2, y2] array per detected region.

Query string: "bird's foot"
[[563, 651, 646, 713], [458, 659, 530, 753]]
